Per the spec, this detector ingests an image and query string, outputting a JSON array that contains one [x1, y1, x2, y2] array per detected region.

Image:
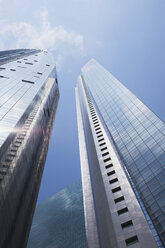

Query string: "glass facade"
[[27, 180, 87, 248], [0, 49, 56, 148], [0, 49, 59, 248], [81, 59, 165, 246]]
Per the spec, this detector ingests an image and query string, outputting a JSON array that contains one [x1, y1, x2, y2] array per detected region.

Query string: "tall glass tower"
[[0, 49, 59, 248], [76, 59, 164, 247], [27, 180, 87, 248]]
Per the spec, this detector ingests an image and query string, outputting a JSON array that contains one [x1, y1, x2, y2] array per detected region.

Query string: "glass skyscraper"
[[0, 49, 59, 248], [76, 59, 164, 247], [27, 180, 87, 248]]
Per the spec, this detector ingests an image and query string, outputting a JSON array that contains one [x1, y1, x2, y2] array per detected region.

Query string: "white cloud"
[[0, 10, 84, 53]]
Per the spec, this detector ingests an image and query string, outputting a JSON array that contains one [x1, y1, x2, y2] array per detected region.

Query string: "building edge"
[[75, 87, 100, 247]]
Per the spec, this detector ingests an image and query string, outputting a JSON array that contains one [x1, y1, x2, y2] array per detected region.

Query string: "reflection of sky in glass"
[[0, 51, 55, 147], [82, 59, 165, 246], [27, 180, 87, 248]]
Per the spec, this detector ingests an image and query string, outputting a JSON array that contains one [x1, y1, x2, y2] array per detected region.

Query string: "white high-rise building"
[[76, 59, 164, 248], [0, 49, 59, 248]]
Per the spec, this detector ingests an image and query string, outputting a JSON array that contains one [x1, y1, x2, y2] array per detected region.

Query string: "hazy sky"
[[0, 0, 165, 203]]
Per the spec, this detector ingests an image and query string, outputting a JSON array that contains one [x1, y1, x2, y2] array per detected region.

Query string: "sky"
[[0, 0, 165, 203]]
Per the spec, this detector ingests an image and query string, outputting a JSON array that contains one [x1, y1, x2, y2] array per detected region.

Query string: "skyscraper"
[[27, 180, 87, 248], [0, 49, 59, 248], [76, 59, 164, 247]]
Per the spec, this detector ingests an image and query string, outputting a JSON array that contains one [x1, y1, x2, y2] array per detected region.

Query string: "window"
[[102, 152, 109, 157], [0, 75, 9, 79], [97, 134, 103, 138], [15, 140, 22, 144], [22, 79, 35, 84], [96, 130, 102, 134], [25, 62, 33, 65], [94, 121, 99, 125], [99, 142, 106, 146], [125, 236, 138, 246], [105, 164, 113, 169], [17, 136, 24, 140], [121, 220, 133, 229], [5, 157, 12, 163], [107, 170, 115, 176], [0, 168, 7, 175], [101, 147, 107, 151], [94, 124, 100, 128], [104, 157, 111, 163], [46, 64, 50, 66], [92, 117, 97, 120], [117, 207, 128, 215], [109, 178, 118, 184], [18, 66, 26, 68], [95, 127, 101, 131], [47, 108, 50, 116], [112, 186, 121, 193], [98, 138, 104, 142]]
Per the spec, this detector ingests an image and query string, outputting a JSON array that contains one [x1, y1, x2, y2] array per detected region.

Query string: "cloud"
[[0, 10, 84, 54]]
